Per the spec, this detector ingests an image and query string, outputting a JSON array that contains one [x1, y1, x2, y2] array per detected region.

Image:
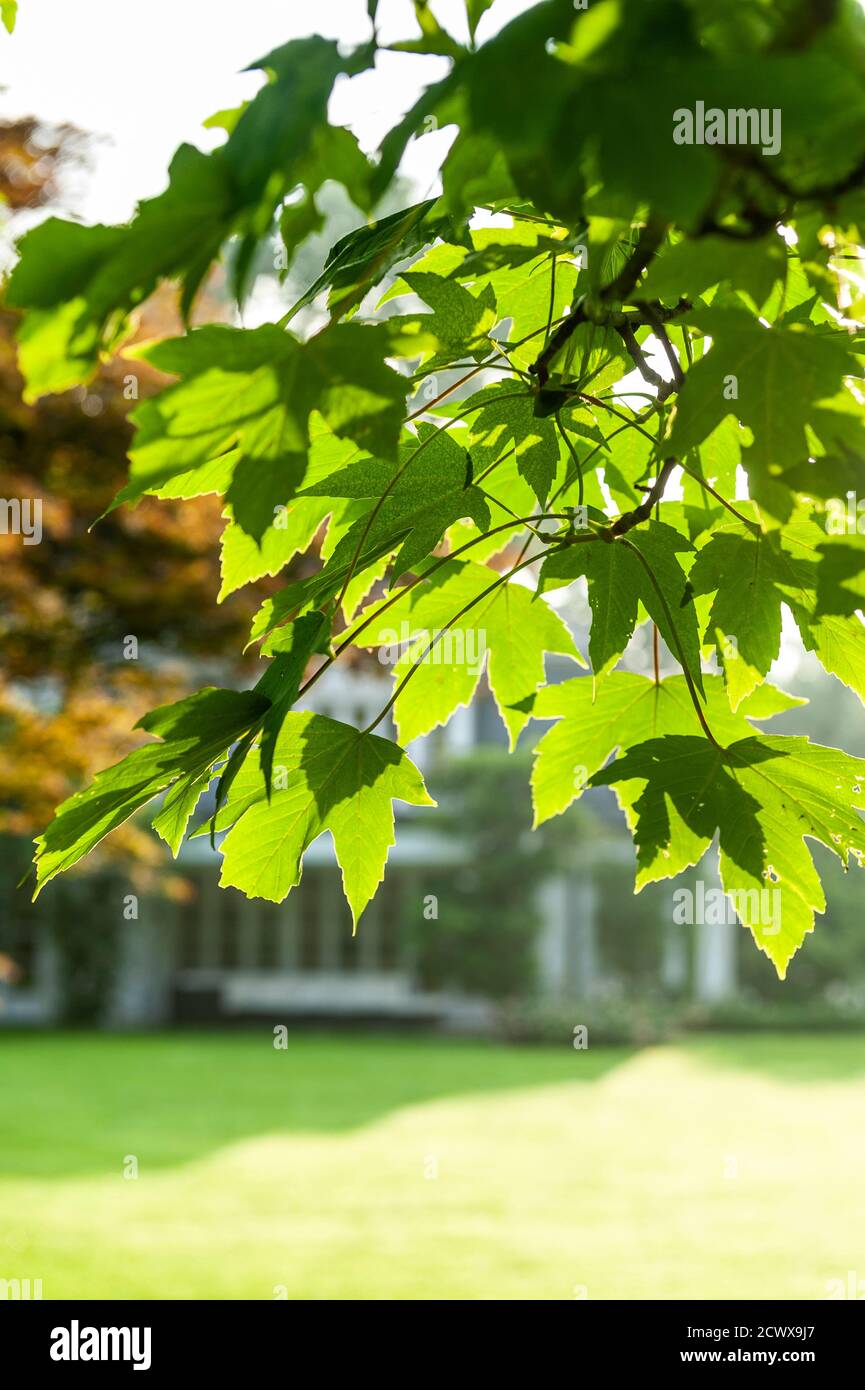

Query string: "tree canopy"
[[8, 0, 865, 977]]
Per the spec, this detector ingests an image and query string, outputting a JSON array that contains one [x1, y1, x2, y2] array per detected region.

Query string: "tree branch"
[[606, 458, 677, 538], [614, 321, 668, 394], [637, 303, 685, 388], [529, 221, 669, 387]]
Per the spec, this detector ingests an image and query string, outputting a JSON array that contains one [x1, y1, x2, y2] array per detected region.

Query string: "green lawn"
[[1, 1030, 864, 1300]]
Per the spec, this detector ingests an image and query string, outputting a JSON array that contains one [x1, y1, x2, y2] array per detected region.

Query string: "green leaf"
[[560, 48, 865, 227], [531, 671, 803, 826], [638, 234, 788, 310], [464, 0, 496, 42], [669, 308, 858, 515], [33, 689, 269, 891], [214, 713, 434, 923], [2, 1, 18, 34], [301, 423, 491, 583], [689, 525, 781, 710], [217, 414, 365, 598], [211, 614, 330, 837], [249, 534, 399, 646], [467, 229, 580, 371], [691, 517, 865, 709], [6, 38, 372, 393], [257, 616, 330, 797], [540, 522, 704, 694], [592, 734, 865, 979], [219, 500, 328, 600], [287, 198, 457, 320], [547, 319, 631, 396], [467, 385, 560, 506], [117, 323, 406, 540], [812, 536, 865, 617], [396, 270, 497, 363], [689, 415, 742, 499], [352, 558, 582, 748], [276, 125, 374, 281]]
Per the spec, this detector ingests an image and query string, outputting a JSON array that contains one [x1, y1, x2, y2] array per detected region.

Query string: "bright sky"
[[0, 0, 530, 223], [0, 1, 845, 692]]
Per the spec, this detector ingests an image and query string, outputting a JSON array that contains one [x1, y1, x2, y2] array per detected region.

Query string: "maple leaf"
[[531, 672, 803, 826], [351, 558, 582, 748], [115, 323, 406, 540], [299, 423, 491, 583], [33, 688, 269, 891], [540, 521, 704, 694], [669, 308, 859, 516], [593, 734, 865, 979], [213, 712, 434, 924], [691, 516, 865, 709]]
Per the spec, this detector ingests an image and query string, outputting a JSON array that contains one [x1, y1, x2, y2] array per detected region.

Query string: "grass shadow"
[[0, 1029, 633, 1179]]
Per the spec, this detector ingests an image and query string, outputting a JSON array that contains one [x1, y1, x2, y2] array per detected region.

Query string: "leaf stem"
[[473, 442, 516, 486], [607, 459, 677, 538], [543, 252, 557, 350], [361, 543, 572, 735], [295, 514, 574, 703], [478, 488, 550, 539], [576, 393, 660, 446], [406, 355, 521, 420], [618, 537, 720, 748], [554, 408, 584, 508], [677, 461, 757, 529]]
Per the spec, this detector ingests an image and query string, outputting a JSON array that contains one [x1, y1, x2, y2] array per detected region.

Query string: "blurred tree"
[[413, 748, 546, 999], [414, 745, 600, 1000], [0, 119, 283, 880], [0, 117, 86, 213]]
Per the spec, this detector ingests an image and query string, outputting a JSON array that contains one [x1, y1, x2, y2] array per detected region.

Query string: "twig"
[[530, 221, 668, 387], [607, 459, 677, 538], [637, 303, 685, 387], [406, 354, 521, 420], [543, 253, 557, 349], [576, 393, 660, 446], [615, 321, 667, 392]]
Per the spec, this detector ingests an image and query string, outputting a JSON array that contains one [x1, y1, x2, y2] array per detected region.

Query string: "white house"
[[0, 663, 738, 1028]]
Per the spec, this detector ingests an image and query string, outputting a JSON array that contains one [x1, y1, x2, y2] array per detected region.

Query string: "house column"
[[536, 874, 570, 998], [693, 857, 738, 1001]]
